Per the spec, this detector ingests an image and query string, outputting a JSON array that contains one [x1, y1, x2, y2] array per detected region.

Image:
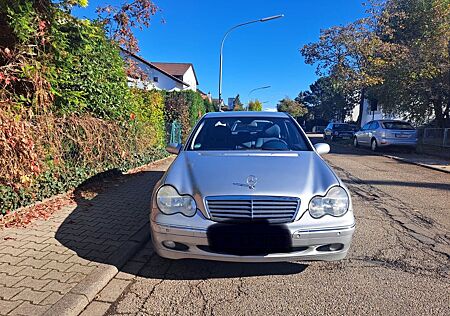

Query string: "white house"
[[120, 49, 198, 92], [352, 99, 400, 126], [152, 62, 198, 92]]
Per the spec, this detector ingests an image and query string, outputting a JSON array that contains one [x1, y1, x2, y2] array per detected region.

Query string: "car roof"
[[374, 119, 410, 123], [204, 111, 290, 118]]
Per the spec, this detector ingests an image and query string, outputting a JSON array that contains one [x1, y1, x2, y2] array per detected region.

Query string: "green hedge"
[[49, 13, 134, 120], [131, 89, 166, 147], [0, 2, 210, 214], [0, 114, 169, 215], [164, 90, 206, 142]]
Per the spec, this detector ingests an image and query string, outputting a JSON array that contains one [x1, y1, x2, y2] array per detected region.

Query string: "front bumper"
[[150, 217, 355, 262]]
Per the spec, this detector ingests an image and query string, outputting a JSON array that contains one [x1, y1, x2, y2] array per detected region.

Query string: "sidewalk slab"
[[0, 157, 173, 316]]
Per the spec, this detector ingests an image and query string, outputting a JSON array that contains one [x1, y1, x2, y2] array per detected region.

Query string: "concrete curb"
[[43, 223, 151, 316], [382, 154, 450, 174]]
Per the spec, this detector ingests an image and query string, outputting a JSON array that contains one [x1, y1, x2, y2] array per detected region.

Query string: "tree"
[[296, 77, 355, 122], [96, 0, 159, 54], [233, 94, 244, 111], [301, 11, 397, 127], [371, 0, 450, 126], [248, 99, 262, 111], [277, 98, 308, 118], [301, 0, 450, 127]]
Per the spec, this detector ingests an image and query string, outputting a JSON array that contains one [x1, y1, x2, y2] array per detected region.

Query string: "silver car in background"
[[353, 120, 418, 151], [151, 112, 355, 262]]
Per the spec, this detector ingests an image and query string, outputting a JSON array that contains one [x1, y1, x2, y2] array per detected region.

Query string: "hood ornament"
[[233, 175, 258, 190]]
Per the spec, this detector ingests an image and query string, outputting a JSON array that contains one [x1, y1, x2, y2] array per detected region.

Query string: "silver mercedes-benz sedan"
[[150, 112, 355, 262]]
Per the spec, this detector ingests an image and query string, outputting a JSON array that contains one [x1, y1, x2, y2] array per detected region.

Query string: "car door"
[[358, 122, 371, 145], [367, 121, 379, 142]]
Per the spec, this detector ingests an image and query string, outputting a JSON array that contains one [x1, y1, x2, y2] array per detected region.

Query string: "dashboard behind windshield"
[[187, 117, 312, 151]]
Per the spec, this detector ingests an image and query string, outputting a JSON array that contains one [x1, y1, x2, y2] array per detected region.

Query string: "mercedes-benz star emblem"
[[232, 175, 258, 189], [246, 175, 258, 189]]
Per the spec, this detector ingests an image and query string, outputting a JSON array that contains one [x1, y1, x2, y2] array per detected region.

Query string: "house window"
[[153, 76, 159, 82]]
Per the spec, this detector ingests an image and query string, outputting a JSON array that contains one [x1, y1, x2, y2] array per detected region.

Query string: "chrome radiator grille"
[[205, 196, 300, 223]]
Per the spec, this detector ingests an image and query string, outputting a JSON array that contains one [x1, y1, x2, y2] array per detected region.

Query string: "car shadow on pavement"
[[55, 169, 164, 264], [55, 169, 307, 279], [135, 255, 308, 280]]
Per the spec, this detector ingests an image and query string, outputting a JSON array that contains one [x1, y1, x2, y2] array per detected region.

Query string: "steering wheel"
[[261, 139, 288, 150]]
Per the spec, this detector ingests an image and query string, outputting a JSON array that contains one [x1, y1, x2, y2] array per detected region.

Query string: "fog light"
[[162, 240, 189, 251], [329, 243, 343, 251], [162, 240, 176, 249], [316, 243, 344, 252]]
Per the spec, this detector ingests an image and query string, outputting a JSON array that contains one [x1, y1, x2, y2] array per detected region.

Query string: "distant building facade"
[[120, 49, 199, 92], [352, 99, 401, 126]]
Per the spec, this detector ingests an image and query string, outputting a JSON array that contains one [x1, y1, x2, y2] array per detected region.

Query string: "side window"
[[362, 123, 370, 130], [372, 122, 379, 129]]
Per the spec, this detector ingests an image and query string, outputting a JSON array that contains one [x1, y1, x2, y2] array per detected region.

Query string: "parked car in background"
[[353, 120, 418, 151], [323, 123, 355, 141], [349, 124, 359, 132]]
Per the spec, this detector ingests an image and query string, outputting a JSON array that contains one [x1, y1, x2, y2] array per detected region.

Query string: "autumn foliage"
[[0, 0, 180, 215]]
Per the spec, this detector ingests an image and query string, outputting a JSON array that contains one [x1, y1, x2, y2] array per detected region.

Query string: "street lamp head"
[[260, 14, 284, 22]]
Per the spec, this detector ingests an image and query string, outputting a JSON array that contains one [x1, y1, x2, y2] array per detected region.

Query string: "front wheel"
[[353, 137, 359, 147], [371, 139, 378, 152]]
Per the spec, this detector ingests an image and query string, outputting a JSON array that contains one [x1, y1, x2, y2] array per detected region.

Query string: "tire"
[[371, 139, 378, 152], [353, 137, 359, 147]]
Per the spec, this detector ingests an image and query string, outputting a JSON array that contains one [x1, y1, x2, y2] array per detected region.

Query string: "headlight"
[[156, 185, 196, 217], [308, 186, 349, 218]]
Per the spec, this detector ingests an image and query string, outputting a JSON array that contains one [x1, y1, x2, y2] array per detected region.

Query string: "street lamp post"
[[248, 85, 271, 98], [218, 15, 284, 111], [247, 85, 271, 110]]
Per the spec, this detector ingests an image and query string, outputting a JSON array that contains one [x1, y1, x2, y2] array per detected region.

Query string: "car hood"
[[163, 151, 339, 200]]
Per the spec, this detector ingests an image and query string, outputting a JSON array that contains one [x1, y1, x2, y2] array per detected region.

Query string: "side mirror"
[[314, 143, 330, 155], [166, 143, 182, 155]]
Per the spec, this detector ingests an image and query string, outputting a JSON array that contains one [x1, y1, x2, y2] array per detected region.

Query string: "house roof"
[[120, 48, 190, 87], [197, 89, 209, 96], [152, 62, 199, 85]]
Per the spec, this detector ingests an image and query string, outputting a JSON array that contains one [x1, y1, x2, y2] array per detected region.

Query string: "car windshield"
[[187, 116, 312, 151], [333, 124, 351, 130], [382, 122, 414, 130]]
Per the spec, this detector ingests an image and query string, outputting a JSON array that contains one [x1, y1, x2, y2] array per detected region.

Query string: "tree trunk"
[[356, 88, 365, 128], [433, 98, 445, 128]]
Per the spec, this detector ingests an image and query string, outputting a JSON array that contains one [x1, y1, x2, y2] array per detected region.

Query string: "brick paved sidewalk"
[[0, 157, 173, 316]]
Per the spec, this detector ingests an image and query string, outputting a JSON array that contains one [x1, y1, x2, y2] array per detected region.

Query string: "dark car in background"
[[353, 120, 418, 151], [323, 123, 355, 141]]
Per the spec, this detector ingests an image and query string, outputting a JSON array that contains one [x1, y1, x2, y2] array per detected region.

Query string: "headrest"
[[264, 124, 280, 138]]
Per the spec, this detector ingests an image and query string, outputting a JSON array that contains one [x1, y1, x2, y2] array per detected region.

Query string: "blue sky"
[[74, 1, 367, 110]]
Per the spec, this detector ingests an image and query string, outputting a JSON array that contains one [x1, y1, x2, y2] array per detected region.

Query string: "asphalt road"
[[104, 137, 450, 316]]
